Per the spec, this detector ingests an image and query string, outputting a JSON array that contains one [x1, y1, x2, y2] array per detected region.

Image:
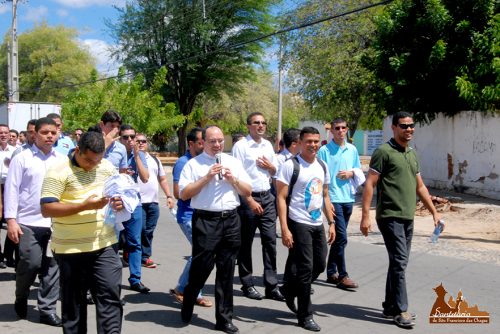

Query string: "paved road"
[[0, 189, 498, 333]]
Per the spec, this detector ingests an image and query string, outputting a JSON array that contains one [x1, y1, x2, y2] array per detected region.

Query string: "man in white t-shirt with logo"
[[276, 127, 336, 332]]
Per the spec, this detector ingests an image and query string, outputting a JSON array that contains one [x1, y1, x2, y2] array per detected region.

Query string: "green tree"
[[0, 22, 95, 102], [62, 67, 183, 150], [365, 0, 499, 121], [281, 0, 386, 136], [109, 0, 275, 154], [195, 69, 308, 138], [456, 12, 500, 111]]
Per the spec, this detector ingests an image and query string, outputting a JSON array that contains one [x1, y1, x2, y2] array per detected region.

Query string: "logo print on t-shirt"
[[305, 177, 323, 220]]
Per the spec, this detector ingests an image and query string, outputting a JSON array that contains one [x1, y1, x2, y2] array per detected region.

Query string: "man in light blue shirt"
[[317, 118, 362, 290], [47, 113, 75, 156], [100, 110, 128, 172]]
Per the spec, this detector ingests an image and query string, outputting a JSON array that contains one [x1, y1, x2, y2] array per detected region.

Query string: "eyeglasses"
[[136, 139, 147, 144], [121, 135, 136, 140], [207, 139, 224, 145], [334, 126, 347, 131], [397, 123, 415, 130], [251, 121, 267, 126]]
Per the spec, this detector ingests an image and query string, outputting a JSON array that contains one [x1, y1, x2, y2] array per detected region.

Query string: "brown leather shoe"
[[337, 276, 359, 290], [326, 273, 340, 285]]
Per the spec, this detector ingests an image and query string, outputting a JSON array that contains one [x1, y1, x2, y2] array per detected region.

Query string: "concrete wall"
[[383, 111, 500, 200]]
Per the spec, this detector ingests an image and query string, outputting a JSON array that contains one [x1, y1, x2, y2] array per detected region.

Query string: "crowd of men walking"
[[0, 109, 441, 333]]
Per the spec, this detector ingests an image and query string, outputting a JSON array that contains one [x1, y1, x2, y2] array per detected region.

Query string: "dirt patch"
[[348, 190, 500, 266]]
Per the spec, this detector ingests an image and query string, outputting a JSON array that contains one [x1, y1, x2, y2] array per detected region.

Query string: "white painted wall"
[[382, 111, 500, 200], [299, 120, 330, 143]]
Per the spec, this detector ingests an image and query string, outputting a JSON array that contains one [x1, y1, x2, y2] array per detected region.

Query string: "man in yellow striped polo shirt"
[[41, 131, 124, 334]]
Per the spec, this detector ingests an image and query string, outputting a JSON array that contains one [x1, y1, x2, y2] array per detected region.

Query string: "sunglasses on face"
[[121, 135, 136, 140], [334, 126, 347, 131], [251, 121, 267, 125], [136, 139, 147, 144], [397, 123, 415, 130]]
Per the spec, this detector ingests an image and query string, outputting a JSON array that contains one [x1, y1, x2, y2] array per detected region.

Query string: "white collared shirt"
[[178, 152, 251, 211], [274, 148, 294, 179], [0, 144, 16, 184], [231, 134, 276, 192], [4, 144, 63, 227]]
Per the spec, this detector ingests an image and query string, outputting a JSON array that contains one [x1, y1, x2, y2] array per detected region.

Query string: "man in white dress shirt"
[[179, 126, 252, 334], [231, 112, 284, 302], [5, 117, 63, 326]]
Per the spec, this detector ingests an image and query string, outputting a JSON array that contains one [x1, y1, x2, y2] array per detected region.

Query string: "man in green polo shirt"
[[360, 111, 442, 329]]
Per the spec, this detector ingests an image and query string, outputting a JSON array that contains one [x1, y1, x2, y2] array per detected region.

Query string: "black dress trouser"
[[183, 210, 241, 325]]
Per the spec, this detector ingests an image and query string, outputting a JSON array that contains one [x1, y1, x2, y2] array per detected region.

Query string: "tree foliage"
[[109, 0, 275, 154], [0, 22, 95, 102], [62, 67, 183, 149], [281, 0, 386, 136], [365, 0, 499, 122], [195, 69, 308, 138]]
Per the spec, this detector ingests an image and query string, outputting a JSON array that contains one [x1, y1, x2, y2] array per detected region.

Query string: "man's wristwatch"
[[328, 220, 335, 225]]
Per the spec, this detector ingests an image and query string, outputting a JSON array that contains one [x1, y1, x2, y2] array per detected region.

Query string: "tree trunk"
[[177, 125, 187, 156]]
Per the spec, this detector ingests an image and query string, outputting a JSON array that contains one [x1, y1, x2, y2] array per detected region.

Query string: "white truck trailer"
[[0, 102, 61, 131]]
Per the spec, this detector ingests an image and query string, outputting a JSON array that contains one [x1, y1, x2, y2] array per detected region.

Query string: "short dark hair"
[[283, 128, 300, 148], [78, 131, 105, 154], [187, 127, 203, 143], [232, 133, 245, 145], [101, 110, 122, 125], [9, 129, 18, 136], [27, 119, 37, 128], [46, 113, 61, 121], [0, 124, 9, 129], [392, 111, 413, 126], [331, 118, 347, 127], [119, 124, 135, 135], [20, 131, 27, 136], [87, 124, 102, 133], [246, 112, 264, 125], [74, 128, 84, 133], [35, 117, 56, 132], [300, 126, 320, 140]]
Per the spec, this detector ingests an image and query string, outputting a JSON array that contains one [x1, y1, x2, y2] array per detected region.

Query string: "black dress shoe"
[[40, 313, 62, 327], [265, 288, 285, 302], [181, 298, 195, 323], [279, 286, 297, 314], [241, 286, 263, 300], [14, 298, 27, 319], [299, 318, 321, 332], [0, 261, 6, 269], [130, 282, 150, 293], [215, 322, 239, 334]]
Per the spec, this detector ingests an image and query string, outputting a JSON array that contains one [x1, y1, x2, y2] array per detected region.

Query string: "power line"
[[14, 0, 394, 95]]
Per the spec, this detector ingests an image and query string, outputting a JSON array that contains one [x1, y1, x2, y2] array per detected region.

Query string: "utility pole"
[[276, 41, 284, 150], [6, 0, 20, 102]]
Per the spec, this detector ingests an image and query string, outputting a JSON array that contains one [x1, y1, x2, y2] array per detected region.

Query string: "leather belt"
[[251, 190, 270, 197], [195, 209, 237, 218]]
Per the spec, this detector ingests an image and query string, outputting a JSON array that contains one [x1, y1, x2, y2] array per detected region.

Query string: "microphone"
[[215, 153, 222, 180]]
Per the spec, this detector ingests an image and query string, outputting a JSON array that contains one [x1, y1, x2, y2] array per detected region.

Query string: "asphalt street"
[[0, 195, 498, 334]]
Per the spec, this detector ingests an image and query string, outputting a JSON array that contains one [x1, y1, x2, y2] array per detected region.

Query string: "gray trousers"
[[16, 224, 59, 315]]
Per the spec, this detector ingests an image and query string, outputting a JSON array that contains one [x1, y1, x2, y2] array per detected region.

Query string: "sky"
[[0, 0, 284, 77], [0, 0, 127, 74]]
